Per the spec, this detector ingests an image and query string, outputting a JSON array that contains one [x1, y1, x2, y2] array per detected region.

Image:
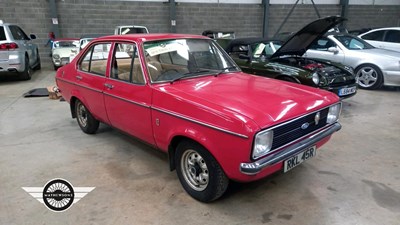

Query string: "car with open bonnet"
[[55, 33, 342, 202], [225, 16, 357, 99]]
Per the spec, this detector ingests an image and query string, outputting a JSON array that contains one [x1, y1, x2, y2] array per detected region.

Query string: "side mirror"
[[29, 34, 37, 40], [328, 46, 339, 54]]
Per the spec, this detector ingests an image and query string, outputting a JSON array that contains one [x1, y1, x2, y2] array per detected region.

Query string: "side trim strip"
[[103, 92, 150, 108], [56, 78, 102, 93], [152, 107, 248, 139]]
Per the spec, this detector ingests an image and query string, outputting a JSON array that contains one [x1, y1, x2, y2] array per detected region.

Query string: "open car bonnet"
[[271, 16, 346, 58]]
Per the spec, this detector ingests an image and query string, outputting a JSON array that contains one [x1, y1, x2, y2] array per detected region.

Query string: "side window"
[[111, 43, 144, 84], [384, 30, 400, 43], [362, 30, 384, 41], [309, 38, 336, 51], [9, 26, 29, 40], [78, 43, 111, 76], [229, 45, 248, 58]]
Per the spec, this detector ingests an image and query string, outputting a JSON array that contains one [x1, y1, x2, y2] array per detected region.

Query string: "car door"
[[8, 25, 35, 65], [75, 42, 110, 124], [304, 37, 345, 64], [103, 42, 155, 145]]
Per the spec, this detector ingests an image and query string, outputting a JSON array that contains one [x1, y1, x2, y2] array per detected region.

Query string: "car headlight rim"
[[53, 54, 60, 59], [252, 130, 274, 160], [312, 72, 320, 85], [327, 102, 342, 124]]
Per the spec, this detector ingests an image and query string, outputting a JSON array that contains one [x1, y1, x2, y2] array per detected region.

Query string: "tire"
[[19, 56, 32, 80], [33, 50, 41, 70], [355, 64, 383, 90], [75, 100, 99, 134], [175, 140, 229, 202]]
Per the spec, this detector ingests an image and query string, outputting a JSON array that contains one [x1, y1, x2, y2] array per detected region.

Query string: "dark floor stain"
[[327, 186, 337, 192], [329, 206, 340, 211], [262, 212, 273, 223], [277, 214, 293, 220], [318, 171, 340, 176], [362, 180, 400, 212]]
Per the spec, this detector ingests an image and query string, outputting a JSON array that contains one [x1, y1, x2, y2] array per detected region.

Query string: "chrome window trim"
[[152, 106, 248, 139]]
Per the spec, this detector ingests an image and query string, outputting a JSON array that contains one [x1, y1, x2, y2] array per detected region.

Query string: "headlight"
[[53, 54, 60, 59], [312, 72, 319, 85], [253, 130, 273, 159], [327, 103, 342, 124]]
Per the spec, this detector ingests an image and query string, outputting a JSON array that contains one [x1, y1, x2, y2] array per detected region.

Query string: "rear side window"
[[79, 42, 111, 76], [0, 27, 6, 41], [362, 30, 385, 41], [110, 43, 144, 84], [9, 25, 29, 40], [384, 30, 400, 43]]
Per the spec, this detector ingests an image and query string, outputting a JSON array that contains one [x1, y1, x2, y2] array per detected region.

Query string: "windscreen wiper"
[[170, 69, 212, 84], [214, 66, 238, 77]]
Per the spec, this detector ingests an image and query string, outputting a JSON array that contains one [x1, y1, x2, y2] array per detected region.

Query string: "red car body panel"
[[56, 34, 340, 183]]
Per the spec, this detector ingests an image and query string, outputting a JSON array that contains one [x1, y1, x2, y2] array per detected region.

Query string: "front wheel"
[[75, 100, 99, 134], [355, 64, 383, 90], [175, 140, 229, 202]]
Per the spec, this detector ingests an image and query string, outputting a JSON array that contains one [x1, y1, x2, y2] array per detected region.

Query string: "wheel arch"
[[70, 96, 78, 118]]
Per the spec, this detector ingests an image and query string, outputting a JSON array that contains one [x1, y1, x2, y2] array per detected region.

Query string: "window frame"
[[77, 41, 112, 77]]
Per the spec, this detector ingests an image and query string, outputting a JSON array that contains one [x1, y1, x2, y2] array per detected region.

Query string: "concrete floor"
[[1, 69, 400, 225]]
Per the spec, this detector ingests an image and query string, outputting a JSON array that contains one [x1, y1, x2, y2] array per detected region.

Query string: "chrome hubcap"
[[181, 150, 209, 191], [77, 103, 88, 127], [356, 67, 378, 88]]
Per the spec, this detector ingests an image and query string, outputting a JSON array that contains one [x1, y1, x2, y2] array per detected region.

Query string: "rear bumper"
[[240, 122, 341, 175], [0, 53, 25, 73]]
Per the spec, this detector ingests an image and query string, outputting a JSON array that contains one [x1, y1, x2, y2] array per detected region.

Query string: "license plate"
[[338, 86, 356, 96], [284, 146, 316, 172]]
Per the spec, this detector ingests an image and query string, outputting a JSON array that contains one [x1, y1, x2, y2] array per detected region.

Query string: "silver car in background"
[[0, 21, 41, 80], [304, 33, 400, 90]]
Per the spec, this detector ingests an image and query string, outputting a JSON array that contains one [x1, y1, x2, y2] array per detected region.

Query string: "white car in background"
[[358, 27, 400, 52], [52, 38, 79, 70], [304, 33, 400, 90], [69, 34, 105, 62]]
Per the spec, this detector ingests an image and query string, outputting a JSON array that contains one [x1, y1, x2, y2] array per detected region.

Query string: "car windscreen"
[[121, 27, 148, 34], [54, 41, 79, 48], [252, 41, 282, 58], [143, 38, 238, 83], [334, 35, 374, 50], [0, 27, 6, 41]]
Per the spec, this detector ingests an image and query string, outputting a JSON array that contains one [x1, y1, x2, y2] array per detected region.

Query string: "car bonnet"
[[271, 16, 346, 58]]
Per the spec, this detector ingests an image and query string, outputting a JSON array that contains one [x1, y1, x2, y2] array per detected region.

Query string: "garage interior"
[[1, 0, 400, 224]]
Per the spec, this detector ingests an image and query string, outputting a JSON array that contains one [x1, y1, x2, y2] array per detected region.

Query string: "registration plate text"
[[284, 146, 316, 172]]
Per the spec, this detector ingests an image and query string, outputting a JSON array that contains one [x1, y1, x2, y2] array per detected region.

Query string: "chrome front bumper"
[[240, 122, 341, 175]]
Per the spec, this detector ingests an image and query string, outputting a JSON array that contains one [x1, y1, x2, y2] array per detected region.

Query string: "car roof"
[[80, 34, 108, 39], [96, 33, 209, 42]]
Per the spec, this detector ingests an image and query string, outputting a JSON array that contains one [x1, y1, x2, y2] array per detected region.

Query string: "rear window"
[[0, 27, 6, 41]]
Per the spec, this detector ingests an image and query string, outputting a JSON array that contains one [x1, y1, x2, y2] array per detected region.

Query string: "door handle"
[[104, 83, 114, 89], [76, 75, 82, 80]]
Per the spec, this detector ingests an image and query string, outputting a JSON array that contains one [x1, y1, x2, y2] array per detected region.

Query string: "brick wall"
[[1, 0, 399, 66]]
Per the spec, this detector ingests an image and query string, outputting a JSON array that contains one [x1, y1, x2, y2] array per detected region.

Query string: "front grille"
[[61, 57, 70, 63], [271, 108, 329, 150], [329, 73, 356, 87]]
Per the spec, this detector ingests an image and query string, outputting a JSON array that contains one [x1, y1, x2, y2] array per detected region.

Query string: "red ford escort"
[[55, 34, 342, 202]]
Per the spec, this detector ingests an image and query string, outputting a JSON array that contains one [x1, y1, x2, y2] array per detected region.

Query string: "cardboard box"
[[47, 85, 62, 100]]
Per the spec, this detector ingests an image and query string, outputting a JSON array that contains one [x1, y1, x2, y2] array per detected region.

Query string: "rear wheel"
[[19, 56, 32, 80], [355, 64, 383, 90], [175, 140, 229, 202], [75, 100, 99, 134]]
